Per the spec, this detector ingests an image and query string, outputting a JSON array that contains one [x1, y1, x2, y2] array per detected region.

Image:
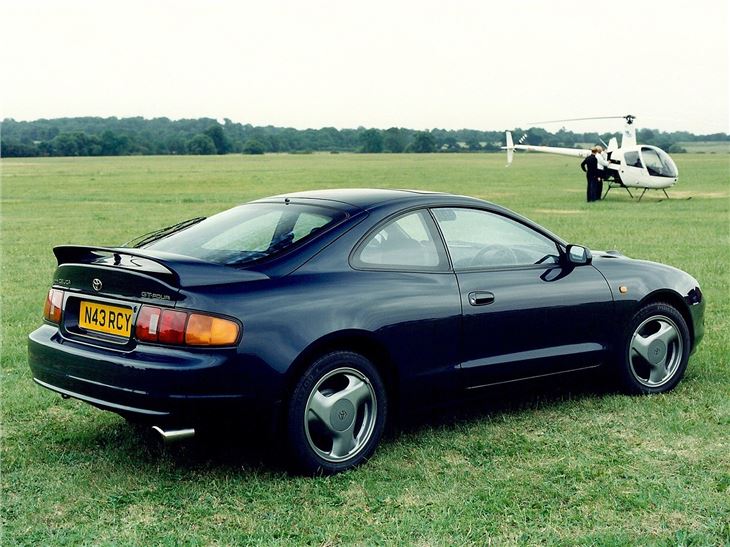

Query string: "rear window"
[[144, 202, 346, 265]]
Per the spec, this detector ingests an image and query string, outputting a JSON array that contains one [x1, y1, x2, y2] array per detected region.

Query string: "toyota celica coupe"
[[28, 189, 704, 473]]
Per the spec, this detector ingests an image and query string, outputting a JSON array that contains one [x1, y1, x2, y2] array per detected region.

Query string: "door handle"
[[468, 291, 495, 306]]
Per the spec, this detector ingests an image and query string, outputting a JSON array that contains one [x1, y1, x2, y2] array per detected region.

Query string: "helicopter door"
[[620, 150, 646, 187]]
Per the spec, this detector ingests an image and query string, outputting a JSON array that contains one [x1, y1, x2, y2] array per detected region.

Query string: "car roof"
[[259, 188, 566, 247], [259, 188, 485, 211]]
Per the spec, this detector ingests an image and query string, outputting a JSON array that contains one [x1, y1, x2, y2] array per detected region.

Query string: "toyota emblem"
[[92, 278, 103, 292]]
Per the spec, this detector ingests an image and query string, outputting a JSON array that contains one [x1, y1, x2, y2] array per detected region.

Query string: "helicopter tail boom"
[[502, 130, 592, 161]]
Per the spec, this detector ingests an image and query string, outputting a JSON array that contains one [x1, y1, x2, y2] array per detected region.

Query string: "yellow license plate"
[[79, 301, 133, 338]]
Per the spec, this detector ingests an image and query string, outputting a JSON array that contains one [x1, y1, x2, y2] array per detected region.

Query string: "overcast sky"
[[2, 0, 728, 133]]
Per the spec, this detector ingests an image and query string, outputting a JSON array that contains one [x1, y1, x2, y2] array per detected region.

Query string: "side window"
[[353, 210, 447, 271], [624, 151, 642, 168], [432, 208, 560, 269]]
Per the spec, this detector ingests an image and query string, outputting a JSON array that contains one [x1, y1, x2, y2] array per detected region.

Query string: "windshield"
[[641, 147, 678, 178], [144, 202, 346, 265]]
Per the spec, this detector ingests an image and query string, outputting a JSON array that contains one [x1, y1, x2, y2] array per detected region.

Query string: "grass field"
[[2, 153, 729, 545], [677, 142, 730, 154]]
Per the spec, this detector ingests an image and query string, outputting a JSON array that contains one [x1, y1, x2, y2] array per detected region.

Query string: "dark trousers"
[[586, 175, 601, 202]]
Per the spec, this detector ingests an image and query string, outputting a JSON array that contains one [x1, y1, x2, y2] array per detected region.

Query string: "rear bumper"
[[28, 325, 280, 427], [33, 376, 171, 416]]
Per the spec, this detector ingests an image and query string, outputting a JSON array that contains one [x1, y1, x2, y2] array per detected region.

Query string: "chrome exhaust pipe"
[[152, 425, 195, 443]]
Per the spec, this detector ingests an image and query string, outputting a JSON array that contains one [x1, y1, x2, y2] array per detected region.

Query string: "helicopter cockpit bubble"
[[640, 146, 678, 178]]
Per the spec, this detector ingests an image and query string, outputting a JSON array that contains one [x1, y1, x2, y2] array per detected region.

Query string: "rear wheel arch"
[[284, 330, 399, 408]]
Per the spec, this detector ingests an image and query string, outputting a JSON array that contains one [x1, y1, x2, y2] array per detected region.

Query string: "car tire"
[[286, 351, 387, 475], [615, 302, 691, 395]]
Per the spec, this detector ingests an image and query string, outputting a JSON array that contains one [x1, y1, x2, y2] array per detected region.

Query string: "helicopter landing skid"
[[602, 182, 634, 200], [637, 188, 671, 202]]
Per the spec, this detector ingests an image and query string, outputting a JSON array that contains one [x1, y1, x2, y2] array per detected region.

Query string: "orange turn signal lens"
[[185, 313, 239, 346], [135, 306, 239, 347], [43, 289, 64, 324]]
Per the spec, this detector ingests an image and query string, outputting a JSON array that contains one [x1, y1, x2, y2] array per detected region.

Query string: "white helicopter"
[[503, 115, 679, 200]]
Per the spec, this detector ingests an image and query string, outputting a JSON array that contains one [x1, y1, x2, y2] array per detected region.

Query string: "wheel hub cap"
[[330, 399, 355, 431], [648, 340, 667, 365], [304, 367, 378, 463]]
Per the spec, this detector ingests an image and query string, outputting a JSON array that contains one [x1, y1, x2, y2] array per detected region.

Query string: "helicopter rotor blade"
[[528, 115, 636, 125]]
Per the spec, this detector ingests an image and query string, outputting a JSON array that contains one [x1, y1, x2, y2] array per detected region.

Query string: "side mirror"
[[566, 244, 592, 265]]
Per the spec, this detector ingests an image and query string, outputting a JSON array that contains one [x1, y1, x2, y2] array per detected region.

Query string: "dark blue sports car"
[[28, 189, 704, 473]]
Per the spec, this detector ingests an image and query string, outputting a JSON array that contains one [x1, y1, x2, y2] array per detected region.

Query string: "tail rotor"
[[504, 131, 514, 166]]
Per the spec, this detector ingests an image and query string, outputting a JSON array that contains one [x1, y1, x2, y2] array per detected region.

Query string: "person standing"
[[580, 146, 601, 202], [594, 145, 611, 192]]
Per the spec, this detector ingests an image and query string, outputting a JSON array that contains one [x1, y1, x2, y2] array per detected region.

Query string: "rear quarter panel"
[[177, 268, 463, 404]]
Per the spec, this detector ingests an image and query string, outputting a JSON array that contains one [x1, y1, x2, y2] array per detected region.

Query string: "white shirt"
[[595, 152, 609, 171]]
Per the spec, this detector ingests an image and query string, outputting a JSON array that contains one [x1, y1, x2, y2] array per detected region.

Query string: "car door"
[[431, 207, 614, 390], [349, 208, 462, 402]]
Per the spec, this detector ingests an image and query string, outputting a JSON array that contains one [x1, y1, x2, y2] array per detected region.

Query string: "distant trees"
[[441, 136, 459, 152], [411, 131, 436, 153], [466, 138, 482, 151], [101, 130, 129, 155], [0, 117, 725, 158], [51, 132, 84, 156], [187, 134, 216, 155], [383, 127, 407, 153], [359, 129, 384, 153], [165, 134, 188, 155], [523, 128, 548, 146], [242, 139, 265, 155], [204, 125, 230, 154], [32, 131, 106, 156], [0, 141, 39, 156]]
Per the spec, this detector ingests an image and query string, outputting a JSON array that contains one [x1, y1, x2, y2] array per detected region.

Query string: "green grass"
[[677, 141, 730, 154], [2, 153, 729, 545]]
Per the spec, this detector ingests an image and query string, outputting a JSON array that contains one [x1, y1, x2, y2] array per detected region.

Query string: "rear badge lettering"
[[141, 291, 171, 301]]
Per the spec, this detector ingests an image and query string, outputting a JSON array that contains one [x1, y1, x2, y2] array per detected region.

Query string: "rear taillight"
[[185, 313, 239, 346], [158, 309, 187, 345], [135, 306, 161, 342], [135, 305, 239, 347], [43, 289, 64, 323]]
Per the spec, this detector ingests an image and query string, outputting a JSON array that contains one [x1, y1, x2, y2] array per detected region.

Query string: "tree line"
[[1, 117, 727, 157]]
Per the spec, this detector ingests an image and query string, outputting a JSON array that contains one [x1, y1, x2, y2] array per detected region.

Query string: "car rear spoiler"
[[53, 245, 268, 288]]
